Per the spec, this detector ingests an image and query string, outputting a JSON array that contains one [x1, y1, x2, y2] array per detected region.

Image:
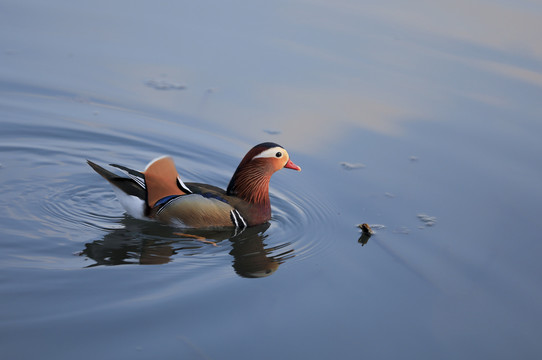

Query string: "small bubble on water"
[[417, 213, 436, 226], [340, 162, 365, 170]]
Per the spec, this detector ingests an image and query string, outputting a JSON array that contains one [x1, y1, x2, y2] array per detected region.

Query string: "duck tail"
[[87, 160, 146, 200]]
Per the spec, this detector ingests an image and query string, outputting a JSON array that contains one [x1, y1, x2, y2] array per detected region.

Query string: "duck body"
[[88, 142, 300, 229], [149, 182, 269, 228]]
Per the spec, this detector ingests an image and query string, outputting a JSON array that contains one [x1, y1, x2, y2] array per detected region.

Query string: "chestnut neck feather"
[[227, 160, 272, 206]]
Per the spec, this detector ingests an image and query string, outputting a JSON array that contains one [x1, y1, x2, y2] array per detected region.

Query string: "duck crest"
[[227, 143, 280, 206]]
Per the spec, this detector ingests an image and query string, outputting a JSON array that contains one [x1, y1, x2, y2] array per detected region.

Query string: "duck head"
[[227, 142, 301, 204]]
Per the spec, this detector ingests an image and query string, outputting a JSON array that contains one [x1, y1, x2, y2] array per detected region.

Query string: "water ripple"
[[41, 182, 124, 232], [270, 183, 337, 261], [0, 91, 331, 275]]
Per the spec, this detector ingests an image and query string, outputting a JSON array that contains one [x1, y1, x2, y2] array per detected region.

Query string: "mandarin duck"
[[87, 142, 301, 229]]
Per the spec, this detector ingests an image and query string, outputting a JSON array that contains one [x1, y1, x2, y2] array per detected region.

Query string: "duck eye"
[[275, 152, 282, 158]]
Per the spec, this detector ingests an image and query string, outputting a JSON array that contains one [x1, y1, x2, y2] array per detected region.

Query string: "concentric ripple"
[[269, 182, 337, 261], [0, 91, 333, 275], [40, 181, 125, 232]]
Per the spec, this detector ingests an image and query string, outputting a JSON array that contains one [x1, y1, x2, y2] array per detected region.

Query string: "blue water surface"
[[1, 1, 542, 359]]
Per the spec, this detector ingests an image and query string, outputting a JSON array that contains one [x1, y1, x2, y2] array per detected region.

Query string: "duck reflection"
[[80, 218, 293, 278]]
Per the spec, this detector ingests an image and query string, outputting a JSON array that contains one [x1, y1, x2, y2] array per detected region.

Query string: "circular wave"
[[269, 182, 337, 262], [0, 92, 331, 274], [40, 181, 125, 232]]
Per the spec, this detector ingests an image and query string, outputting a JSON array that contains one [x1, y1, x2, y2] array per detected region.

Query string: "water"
[[1, 1, 542, 359]]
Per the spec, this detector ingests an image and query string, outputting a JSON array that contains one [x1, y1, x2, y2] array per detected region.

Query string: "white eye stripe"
[[252, 147, 286, 160]]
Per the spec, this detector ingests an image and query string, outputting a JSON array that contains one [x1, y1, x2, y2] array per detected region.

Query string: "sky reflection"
[[2, 1, 542, 359], [111, 0, 542, 149], [3, 0, 540, 151]]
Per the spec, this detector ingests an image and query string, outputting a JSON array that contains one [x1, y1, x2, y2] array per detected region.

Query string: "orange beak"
[[284, 159, 301, 171]]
